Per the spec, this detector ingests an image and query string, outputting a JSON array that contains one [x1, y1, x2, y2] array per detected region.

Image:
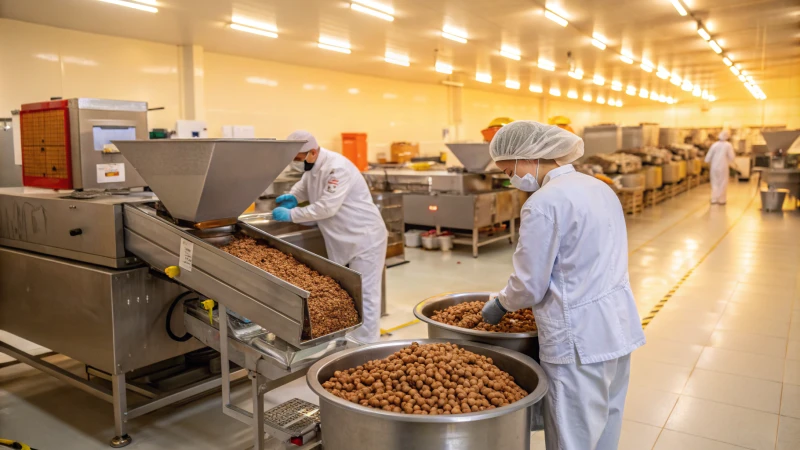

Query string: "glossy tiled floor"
[[1, 178, 798, 450]]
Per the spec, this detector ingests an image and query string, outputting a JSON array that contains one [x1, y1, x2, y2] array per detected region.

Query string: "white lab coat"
[[499, 164, 645, 450], [705, 140, 736, 204], [290, 148, 387, 343]]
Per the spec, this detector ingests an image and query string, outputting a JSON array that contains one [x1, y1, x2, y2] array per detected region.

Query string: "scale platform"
[[263, 398, 321, 445]]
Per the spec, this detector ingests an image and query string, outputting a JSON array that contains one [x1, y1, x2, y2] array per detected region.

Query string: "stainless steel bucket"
[[761, 188, 788, 212], [307, 339, 547, 450]]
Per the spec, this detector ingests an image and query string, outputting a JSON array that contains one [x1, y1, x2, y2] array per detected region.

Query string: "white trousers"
[[710, 166, 730, 204], [345, 240, 386, 344], [541, 353, 631, 450]]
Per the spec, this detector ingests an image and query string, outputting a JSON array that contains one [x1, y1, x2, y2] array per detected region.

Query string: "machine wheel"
[[110, 435, 132, 448]]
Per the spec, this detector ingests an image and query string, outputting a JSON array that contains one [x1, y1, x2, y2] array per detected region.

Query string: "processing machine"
[[364, 143, 523, 257], [0, 98, 364, 449]]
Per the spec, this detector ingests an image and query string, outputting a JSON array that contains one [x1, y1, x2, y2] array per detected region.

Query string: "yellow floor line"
[[380, 319, 420, 335], [641, 191, 759, 329]]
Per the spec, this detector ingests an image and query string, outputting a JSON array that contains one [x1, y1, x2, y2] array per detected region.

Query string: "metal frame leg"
[[509, 218, 516, 244], [251, 372, 267, 450], [472, 228, 479, 258], [110, 373, 132, 448]]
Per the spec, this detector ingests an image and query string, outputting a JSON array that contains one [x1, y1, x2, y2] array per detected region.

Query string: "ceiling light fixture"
[[708, 40, 722, 54], [350, 1, 395, 21], [639, 88, 648, 98], [730, 65, 740, 75], [650, 91, 659, 101], [692, 86, 701, 96], [658, 94, 667, 103], [231, 16, 278, 38], [530, 85, 543, 93], [98, 0, 158, 13], [537, 59, 556, 71], [738, 74, 746, 82], [611, 81, 622, 91], [549, 87, 561, 96], [746, 75, 754, 82], [723, 57, 733, 66], [640, 60, 654, 72], [701, 90, 708, 99], [608, 99, 616, 106], [626, 86, 637, 96], [593, 75, 605, 86], [544, 9, 568, 27], [697, 25, 711, 41], [500, 46, 521, 60], [567, 90, 578, 99], [657, 68, 670, 79], [591, 32, 607, 50], [670, 0, 687, 16], [435, 61, 452, 74], [681, 80, 693, 91], [620, 52, 634, 64], [616, 101, 623, 108], [230, 23, 278, 38], [597, 96, 606, 105], [583, 93, 592, 102], [441, 26, 468, 43], [670, 75, 681, 86], [476, 73, 492, 83], [506, 79, 521, 89], [568, 69, 584, 80], [708, 95, 716, 102], [384, 52, 409, 66], [318, 37, 351, 54]]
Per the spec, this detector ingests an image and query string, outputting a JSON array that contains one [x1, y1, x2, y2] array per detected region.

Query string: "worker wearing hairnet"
[[273, 131, 388, 344], [705, 130, 736, 205], [482, 121, 645, 450]]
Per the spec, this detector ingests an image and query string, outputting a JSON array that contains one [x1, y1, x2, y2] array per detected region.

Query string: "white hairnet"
[[718, 130, 730, 141], [489, 121, 585, 165], [287, 130, 319, 153]]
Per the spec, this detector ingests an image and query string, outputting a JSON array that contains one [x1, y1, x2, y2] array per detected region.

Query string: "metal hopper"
[[762, 130, 800, 154], [113, 139, 303, 223], [446, 143, 493, 172]]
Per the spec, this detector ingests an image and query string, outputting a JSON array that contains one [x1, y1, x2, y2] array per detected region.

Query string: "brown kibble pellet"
[[430, 301, 537, 333], [219, 236, 359, 338], [321, 342, 527, 415]]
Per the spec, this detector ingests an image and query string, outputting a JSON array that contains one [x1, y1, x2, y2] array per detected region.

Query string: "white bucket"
[[421, 235, 439, 250], [437, 235, 454, 251], [404, 230, 422, 247]]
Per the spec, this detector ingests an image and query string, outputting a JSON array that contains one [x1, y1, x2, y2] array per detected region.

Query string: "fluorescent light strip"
[[611, 81, 622, 91], [537, 60, 556, 71], [620, 54, 634, 64], [708, 40, 722, 54], [616, 101, 623, 108], [500, 49, 521, 61], [476, 73, 492, 83], [435, 62, 452, 74], [708, 95, 716, 102], [133, 0, 156, 4], [650, 91, 659, 100], [318, 43, 351, 54], [567, 90, 578, 99], [549, 87, 561, 96], [658, 94, 667, 103], [730, 66, 740, 75], [591, 39, 606, 50], [544, 9, 568, 27], [692, 86, 701, 96], [350, 2, 394, 21], [530, 85, 543, 93], [583, 93, 592, 102], [232, 15, 278, 32], [441, 31, 467, 44], [701, 90, 708, 99], [626, 86, 637, 96], [723, 57, 733, 66], [597, 96, 605, 105], [682, 81, 693, 91], [670, 0, 687, 16], [593, 75, 605, 86], [591, 32, 608, 50], [640, 61, 654, 72], [352, 0, 394, 14], [385, 52, 409, 66], [230, 24, 278, 38], [639, 88, 648, 98], [670, 75, 682, 86], [506, 80, 521, 90], [98, 0, 158, 13], [608, 99, 616, 106], [568, 69, 583, 80], [657, 69, 670, 79], [697, 26, 710, 41]]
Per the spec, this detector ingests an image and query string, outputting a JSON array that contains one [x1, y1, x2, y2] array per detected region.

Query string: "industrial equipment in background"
[[755, 129, 800, 210], [0, 101, 365, 449]]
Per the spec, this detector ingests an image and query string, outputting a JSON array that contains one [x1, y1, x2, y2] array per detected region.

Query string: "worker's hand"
[[272, 207, 293, 222], [276, 194, 298, 209], [481, 297, 507, 325]]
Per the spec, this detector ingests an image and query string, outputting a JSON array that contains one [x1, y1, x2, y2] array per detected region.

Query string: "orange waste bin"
[[342, 133, 368, 171]]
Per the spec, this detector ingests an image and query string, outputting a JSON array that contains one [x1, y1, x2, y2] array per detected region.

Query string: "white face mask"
[[289, 160, 305, 173], [510, 159, 540, 192]]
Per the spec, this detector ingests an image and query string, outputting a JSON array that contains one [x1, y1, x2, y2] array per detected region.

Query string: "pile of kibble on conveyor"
[[219, 235, 359, 338], [321, 342, 528, 415], [431, 301, 537, 333]]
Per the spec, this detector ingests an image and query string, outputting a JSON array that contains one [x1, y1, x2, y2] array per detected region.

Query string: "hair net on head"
[[718, 130, 730, 141], [287, 130, 319, 153], [489, 120, 585, 165]]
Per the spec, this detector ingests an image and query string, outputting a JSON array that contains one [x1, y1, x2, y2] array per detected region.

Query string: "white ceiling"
[[1, 0, 798, 105]]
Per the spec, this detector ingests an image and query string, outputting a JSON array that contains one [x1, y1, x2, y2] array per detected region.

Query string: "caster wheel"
[[110, 435, 132, 448]]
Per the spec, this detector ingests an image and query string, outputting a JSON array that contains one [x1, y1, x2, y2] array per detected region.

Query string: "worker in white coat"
[[705, 130, 736, 205], [481, 121, 646, 450], [273, 130, 388, 344]]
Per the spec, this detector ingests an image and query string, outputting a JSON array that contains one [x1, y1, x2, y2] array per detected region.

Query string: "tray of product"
[[123, 203, 363, 348], [413, 292, 539, 360]]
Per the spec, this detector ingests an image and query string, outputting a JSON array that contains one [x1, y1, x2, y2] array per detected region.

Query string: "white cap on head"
[[718, 130, 730, 141], [287, 130, 319, 153], [489, 120, 585, 165]]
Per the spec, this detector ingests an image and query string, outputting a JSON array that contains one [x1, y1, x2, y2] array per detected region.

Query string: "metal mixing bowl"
[[413, 292, 540, 361], [307, 339, 547, 450]]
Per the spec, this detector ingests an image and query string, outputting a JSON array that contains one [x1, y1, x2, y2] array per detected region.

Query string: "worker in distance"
[[705, 130, 736, 205], [272, 130, 387, 344], [481, 121, 646, 450]]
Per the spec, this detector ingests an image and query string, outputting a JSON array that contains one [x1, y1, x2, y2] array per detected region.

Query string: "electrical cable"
[[166, 291, 198, 342]]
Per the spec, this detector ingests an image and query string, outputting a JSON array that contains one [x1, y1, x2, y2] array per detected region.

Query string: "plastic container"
[[421, 235, 440, 250], [437, 235, 454, 251], [662, 163, 680, 183], [404, 230, 422, 247], [342, 133, 368, 172], [621, 173, 645, 189]]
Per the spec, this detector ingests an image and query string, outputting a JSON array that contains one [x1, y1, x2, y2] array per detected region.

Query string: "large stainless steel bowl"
[[307, 339, 547, 450], [413, 292, 540, 361]]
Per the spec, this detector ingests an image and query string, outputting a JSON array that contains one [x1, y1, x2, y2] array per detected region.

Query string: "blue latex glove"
[[276, 194, 298, 209], [482, 297, 508, 325], [272, 207, 293, 222]]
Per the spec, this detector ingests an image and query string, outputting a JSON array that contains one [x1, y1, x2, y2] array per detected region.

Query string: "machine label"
[[96, 163, 126, 183], [179, 238, 194, 272]]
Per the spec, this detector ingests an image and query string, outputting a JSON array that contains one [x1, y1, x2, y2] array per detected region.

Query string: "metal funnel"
[[445, 143, 492, 172], [114, 139, 304, 223], [762, 130, 800, 153]]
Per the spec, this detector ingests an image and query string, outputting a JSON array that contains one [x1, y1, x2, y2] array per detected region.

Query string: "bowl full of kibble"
[[307, 339, 547, 450], [413, 292, 539, 361]]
